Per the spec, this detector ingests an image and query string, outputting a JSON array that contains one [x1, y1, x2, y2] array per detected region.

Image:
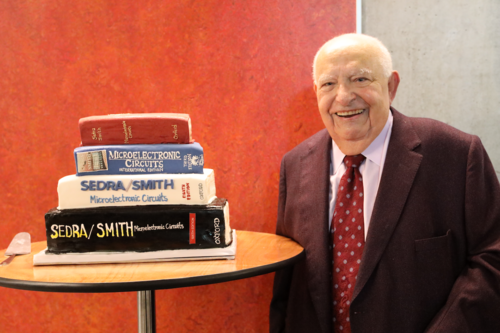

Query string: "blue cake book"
[[74, 143, 204, 175]]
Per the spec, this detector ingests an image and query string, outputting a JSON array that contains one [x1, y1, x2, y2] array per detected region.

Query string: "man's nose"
[[335, 84, 355, 106]]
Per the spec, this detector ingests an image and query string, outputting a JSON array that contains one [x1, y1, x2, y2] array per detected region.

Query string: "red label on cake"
[[189, 213, 196, 244]]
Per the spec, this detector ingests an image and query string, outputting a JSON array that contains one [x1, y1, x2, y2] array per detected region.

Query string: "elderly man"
[[270, 34, 500, 333]]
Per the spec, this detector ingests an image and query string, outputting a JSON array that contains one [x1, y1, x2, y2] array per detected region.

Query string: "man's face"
[[314, 43, 399, 154]]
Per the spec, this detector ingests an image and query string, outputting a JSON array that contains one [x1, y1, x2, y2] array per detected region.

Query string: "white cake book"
[[58, 168, 216, 209]]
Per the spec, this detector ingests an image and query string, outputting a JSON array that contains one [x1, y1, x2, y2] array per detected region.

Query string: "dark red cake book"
[[79, 113, 193, 146]]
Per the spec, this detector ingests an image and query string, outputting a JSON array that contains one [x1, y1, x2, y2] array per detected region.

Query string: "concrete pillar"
[[363, 0, 500, 175]]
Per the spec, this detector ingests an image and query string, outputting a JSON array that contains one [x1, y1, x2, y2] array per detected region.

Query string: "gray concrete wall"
[[363, 0, 500, 176]]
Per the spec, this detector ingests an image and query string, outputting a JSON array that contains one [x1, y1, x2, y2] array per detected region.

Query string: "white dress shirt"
[[329, 111, 394, 240]]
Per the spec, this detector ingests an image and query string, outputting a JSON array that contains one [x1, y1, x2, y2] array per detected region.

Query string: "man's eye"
[[323, 82, 333, 87], [355, 77, 368, 82]]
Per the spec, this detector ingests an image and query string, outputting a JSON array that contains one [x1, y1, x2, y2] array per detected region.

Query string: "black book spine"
[[45, 198, 231, 254]]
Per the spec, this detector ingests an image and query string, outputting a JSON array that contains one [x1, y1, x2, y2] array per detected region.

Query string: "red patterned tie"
[[332, 154, 366, 333]]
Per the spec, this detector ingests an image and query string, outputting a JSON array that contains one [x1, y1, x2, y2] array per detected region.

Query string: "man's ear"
[[313, 83, 318, 93], [388, 71, 400, 103]]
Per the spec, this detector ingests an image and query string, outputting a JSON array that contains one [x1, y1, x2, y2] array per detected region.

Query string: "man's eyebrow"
[[317, 74, 336, 84]]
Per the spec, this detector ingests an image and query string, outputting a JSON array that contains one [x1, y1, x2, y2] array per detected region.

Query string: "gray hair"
[[312, 34, 393, 83]]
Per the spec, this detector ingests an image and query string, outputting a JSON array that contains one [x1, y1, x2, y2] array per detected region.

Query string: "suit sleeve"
[[425, 135, 500, 332], [269, 157, 294, 333]]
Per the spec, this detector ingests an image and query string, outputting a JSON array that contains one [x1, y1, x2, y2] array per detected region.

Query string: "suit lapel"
[[299, 129, 332, 333], [353, 109, 423, 300]]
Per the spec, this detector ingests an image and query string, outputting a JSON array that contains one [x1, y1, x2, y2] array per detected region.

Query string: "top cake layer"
[[58, 169, 216, 210], [79, 113, 193, 146]]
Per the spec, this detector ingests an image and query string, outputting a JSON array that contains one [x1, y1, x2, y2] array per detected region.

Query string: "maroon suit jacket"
[[270, 109, 500, 333]]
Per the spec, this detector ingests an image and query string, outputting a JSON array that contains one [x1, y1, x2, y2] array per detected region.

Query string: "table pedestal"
[[138, 290, 156, 333]]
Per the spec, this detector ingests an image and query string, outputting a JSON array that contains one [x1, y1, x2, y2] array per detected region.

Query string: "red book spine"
[[189, 213, 196, 244], [79, 113, 193, 146]]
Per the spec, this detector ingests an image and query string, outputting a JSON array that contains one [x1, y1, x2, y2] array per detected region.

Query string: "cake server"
[[1, 232, 31, 266]]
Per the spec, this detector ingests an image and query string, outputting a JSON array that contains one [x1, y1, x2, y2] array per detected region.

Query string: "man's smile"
[[335, 109, 366, 118]]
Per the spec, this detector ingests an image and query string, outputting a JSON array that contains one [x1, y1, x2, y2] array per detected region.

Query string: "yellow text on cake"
[[96, 221, 134, 238], [50, 224, 89, 239]]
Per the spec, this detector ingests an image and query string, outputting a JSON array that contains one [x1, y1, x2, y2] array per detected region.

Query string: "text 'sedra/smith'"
[[80, 179, 175, 191]]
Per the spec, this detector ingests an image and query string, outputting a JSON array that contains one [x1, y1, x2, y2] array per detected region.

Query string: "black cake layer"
[[45, 198, 231, 254]]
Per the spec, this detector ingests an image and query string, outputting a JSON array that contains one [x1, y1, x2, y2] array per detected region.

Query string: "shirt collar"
[[332, 111, 393, 175]]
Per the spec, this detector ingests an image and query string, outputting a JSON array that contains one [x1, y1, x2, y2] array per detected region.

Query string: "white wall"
[[363, 0, 500, 176]]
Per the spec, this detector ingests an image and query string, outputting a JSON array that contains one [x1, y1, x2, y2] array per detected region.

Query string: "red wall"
[[0, 1, 354, 332]]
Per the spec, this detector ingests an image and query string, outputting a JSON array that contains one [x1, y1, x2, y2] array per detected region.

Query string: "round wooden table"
[[0, 230, 304, 333]]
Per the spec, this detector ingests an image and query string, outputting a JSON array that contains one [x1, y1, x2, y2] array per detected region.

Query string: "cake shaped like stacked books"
[[34, 113, 234, 266]]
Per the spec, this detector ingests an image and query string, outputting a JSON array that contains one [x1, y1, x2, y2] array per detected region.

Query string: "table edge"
[[0, 249, 304, 293]]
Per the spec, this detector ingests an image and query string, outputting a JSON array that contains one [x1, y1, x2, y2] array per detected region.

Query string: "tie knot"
[[344, 154, 365, 168]]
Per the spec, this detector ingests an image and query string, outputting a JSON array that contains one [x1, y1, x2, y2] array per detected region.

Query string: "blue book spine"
[[74, 143, 204, 175]]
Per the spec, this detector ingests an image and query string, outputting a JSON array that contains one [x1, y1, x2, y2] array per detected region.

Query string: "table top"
[[0, 230, 304, 293]]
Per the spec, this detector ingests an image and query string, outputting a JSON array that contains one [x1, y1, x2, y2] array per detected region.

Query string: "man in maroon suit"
[[270, 34, 500, 333]]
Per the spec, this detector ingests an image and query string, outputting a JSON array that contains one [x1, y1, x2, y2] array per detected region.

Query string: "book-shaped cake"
[[74, 143, 204, 175], [37, 113, 235, 266], [58, 169, 216, 209], [79, 113, 193, 146], [45, 198, 231, 254]]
